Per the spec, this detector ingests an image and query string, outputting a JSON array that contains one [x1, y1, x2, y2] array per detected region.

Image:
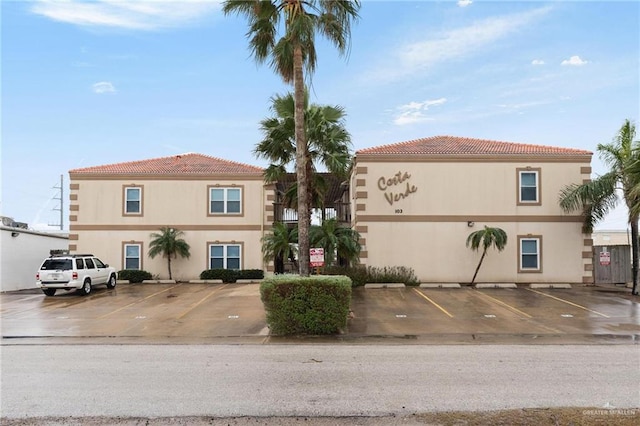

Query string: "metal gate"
[[593, 245, 631, 284]]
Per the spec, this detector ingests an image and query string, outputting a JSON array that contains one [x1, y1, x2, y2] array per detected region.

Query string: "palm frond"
[[558, 172, 619, 233], [466, 227, 507, 252]]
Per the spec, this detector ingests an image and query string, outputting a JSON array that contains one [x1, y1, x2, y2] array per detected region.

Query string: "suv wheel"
[[106, 274, 117, 289], [42, 289, 56, 296], [78, 279, 92, 296]]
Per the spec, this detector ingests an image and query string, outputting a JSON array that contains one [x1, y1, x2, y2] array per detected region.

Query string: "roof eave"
[[69, 172, 265, 181], [354, 153, 593, 163]]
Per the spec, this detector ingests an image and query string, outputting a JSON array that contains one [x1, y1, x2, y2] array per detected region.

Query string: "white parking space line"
[[98, 284, 183, 319], [526, 288, 610, 318]]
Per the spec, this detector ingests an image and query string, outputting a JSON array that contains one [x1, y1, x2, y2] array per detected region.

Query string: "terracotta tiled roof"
[[356, 136, 592, 156], [69, 153, 264, 175]]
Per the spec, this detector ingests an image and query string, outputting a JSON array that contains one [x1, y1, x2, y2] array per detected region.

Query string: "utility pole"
[[51, 174, 64, 230]]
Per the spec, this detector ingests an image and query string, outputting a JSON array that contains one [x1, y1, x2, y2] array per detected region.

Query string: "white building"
[[0, 226, 69, 292]]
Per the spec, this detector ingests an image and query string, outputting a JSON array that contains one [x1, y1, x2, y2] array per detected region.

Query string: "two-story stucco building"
[[350, 136, 593, 284], [68, 136, 592, 284], [69, 154, 273, 281]]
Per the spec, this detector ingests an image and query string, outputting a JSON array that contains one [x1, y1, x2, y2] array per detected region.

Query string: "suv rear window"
[[41, 259, 72, 270]]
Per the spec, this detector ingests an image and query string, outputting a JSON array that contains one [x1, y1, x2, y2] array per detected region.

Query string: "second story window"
[[209, 187, 242, 215], [124, 186, 142, 215], [517, 169, 541, 205]]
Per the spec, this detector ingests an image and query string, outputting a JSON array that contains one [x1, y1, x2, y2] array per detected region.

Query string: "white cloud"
[[394, 98, 447, 125], [30, 0, 221, 30], [92, 81, 115, 94], [531, 59, 545, 65], [372, 6, 552, 82], [561, 55, 588, 66], [457, 0, 473, 7]]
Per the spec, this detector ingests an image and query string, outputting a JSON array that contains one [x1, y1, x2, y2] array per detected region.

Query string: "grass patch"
[[415, 407, 640, 425]]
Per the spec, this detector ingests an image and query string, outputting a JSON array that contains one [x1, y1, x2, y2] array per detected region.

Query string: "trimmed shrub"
[[365, 266, 420, 286], [117, 269, 152, 283], [199, 269, 237, 283], [237, 269, 264, 280], [323, 265, 368, 287], [200, 269, 265, 282], [323, 265, 419, 287], [260, 275, 352, 335]]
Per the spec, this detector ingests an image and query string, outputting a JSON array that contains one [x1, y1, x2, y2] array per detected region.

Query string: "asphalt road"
[[1, 344, 639, 420]]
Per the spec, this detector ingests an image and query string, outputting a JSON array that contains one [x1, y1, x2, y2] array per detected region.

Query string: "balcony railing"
[[273, 202, 351, 225]]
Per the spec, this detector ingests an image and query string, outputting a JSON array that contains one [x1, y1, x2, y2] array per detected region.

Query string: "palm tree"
[[262, 222, 299, 273], [559, 119, 639, 295], [148, 227, 191, 280], [255, 91, 352, 211], [223, 0, 361, 276], [466, 226, 508, 285], [310, 218, 361, 267]]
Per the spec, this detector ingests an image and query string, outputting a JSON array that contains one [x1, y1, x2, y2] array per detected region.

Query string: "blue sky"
[[2, 0, 639, 231]]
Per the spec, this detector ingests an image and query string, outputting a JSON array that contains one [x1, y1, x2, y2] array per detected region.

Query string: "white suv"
[[36, 254, 117, 296]]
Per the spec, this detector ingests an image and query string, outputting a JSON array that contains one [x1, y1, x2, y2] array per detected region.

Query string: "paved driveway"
[[1, 283, 639, 344]]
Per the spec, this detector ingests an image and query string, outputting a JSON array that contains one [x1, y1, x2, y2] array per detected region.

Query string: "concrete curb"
[[530, 283, 572, 289], [364, 283, 406, 289], [142, 280, 177, 284], [474, 283, 517, 289], [188, 279, 223, 284], [420, 283, 462, 289]]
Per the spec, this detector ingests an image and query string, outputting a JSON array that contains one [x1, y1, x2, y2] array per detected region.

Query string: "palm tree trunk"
[[167, 257, 173, 281], [471, 249, 487, 285], [631, 216, 639, 295], [293, 42, 310, 276]]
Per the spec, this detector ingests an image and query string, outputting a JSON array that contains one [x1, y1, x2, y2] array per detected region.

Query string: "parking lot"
[[1, 283, 639, 344]]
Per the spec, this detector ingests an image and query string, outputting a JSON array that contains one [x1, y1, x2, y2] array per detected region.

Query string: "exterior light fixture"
[[467, 221, 475, 227], [11, 232, 19, 237]]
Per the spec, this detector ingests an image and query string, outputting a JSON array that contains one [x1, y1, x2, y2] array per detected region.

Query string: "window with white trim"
[[209, 244, 241, 270], [518, 170, 540, 204], [124, 244, 141, 270], [519, 237, 541, 272], [209, 188, 241, 214], [125, 187, 142, 214]]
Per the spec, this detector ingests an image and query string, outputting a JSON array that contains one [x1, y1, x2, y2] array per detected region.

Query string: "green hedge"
[[323, 265, 419, 287], [260, 275, 352, 335], [237, 269, 264, 280], [199, 269, 264, 283], [117, 269, 152, 283]]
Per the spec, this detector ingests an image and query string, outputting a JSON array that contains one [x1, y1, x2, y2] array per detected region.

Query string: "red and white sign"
[[310, 248, 325, 267], [599, 251, 611, 266]]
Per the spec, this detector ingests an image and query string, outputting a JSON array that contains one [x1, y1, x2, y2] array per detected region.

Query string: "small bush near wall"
[[323, 265, 419, 287], [237, 269, 264, 280], [322, 265, 369, 286], [260, 275, 352, 335], [199, 269, 264, 283], [200, 269, 237, 283], [118, 270, 153, 283]]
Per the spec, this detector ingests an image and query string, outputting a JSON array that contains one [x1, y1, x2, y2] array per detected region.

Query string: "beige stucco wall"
[[355, 162, 584, 217], [352, 158, 591, 283], [69, 176, 270, 280], [592, 230, 631, 247], [71, 178, 265, 226], [72, 229, 264, 281], [363, 222, 585, 283]]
